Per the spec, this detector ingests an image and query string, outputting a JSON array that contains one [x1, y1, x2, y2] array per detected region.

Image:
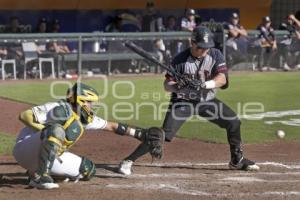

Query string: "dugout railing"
[[0, 30, 291, 80]]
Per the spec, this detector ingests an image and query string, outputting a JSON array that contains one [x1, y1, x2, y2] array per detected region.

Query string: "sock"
[[125, 143, 149, 162]]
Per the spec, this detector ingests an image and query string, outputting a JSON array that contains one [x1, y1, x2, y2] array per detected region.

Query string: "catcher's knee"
[[79, 157, 96, 181], [37, 124, 66, 174], [42, 123, 65, 145]]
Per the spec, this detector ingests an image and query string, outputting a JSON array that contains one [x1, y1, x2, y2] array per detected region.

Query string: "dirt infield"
[[1, 98, 300, 200]]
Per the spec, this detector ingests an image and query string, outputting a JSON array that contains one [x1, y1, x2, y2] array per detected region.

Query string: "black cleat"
[[229, 157, 260, 171]]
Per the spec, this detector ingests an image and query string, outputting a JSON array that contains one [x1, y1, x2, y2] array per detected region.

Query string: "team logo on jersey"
[[72, 128, 78, 133]]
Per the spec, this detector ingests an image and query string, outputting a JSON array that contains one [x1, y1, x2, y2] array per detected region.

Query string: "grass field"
[[0, 133, 15, 155], [0, 72, 299, 144]]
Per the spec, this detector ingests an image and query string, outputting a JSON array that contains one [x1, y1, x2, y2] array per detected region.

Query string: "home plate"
[[221, 177, 264, 182]]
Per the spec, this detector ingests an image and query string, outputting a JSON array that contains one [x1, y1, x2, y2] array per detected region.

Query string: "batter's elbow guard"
[[79, 157, 96, 181]]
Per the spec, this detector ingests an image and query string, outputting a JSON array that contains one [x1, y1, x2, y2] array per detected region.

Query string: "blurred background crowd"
[[0, 0, 299, 79]]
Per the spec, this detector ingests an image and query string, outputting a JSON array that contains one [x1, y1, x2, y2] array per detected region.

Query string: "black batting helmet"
[[186, 9, 196, 16], [262, 16, 271, 23], [191, 26, 215, 49]]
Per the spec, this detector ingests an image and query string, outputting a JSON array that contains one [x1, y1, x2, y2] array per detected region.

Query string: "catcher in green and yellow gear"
[[14, 82, 164, 189]]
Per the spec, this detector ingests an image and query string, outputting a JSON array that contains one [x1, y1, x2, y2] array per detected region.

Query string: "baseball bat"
[[124, 41, 203, 90], [124, 41, 181, 78]]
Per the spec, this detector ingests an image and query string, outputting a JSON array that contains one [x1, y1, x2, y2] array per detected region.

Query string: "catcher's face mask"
[[67, 83, 100, 124]]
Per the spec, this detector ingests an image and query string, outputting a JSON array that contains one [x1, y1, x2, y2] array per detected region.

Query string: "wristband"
[[129, 128, 136, 136], [204, 80, 216, 89], [115, 123, 128, 135]]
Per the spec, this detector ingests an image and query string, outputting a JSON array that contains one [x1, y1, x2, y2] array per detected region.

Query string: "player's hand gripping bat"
[[124, 41, 203, 91]]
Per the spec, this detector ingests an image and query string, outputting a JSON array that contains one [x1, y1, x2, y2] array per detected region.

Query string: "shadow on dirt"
[[95, 163, 118, 173], [0, 162, 18, 166], [0, 172, 28, 188]]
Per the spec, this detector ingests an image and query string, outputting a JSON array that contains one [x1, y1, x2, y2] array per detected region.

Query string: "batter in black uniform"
[[118, 26, 259, 176]]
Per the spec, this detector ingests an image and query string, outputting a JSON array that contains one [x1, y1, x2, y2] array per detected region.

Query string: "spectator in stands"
[[181, 9, 196, 32], [152, 39, 171, 73], [48, 19, 70, 53], [180, 9, 197, 57], [105, 13, 136, 52], [194, 14, 202, 26], [141, 1, 164, 32], [164, 15, 179, 59], [279, 14, 300, 70], [165, 15, 178, 31], [0, 46, 7, 59], [35, 18, 51, 56], [256, 16, 277, 71], [105, 16, 122, 32], [48, 40, 70, 54], [36, 17, 48, 33], [47, 19, 70, 76], [118, 12, 141, 32], [224, 13, 248, 68], [51, 19, 61, 33], [4, 17, 23, 76], [5, 16, 22, 33]]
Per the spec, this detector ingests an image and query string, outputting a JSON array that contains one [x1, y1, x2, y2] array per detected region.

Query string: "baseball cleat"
[[29, 179, 59, 189], [229, 157, 260, 171], [29, 175, 59, 189], [118, 160, 133, 175]]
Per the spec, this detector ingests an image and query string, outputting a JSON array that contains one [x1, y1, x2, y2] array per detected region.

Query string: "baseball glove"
[[135, 127, 165, 159]]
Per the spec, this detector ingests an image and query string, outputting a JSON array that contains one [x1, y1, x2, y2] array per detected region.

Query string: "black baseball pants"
[[163, 98, 241, 147], [125, 98, 242, 162]]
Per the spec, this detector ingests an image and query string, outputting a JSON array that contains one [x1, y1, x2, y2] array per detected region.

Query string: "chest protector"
[[55, 100, 84, 150]]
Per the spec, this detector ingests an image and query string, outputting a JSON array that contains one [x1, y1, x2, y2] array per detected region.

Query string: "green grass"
[[0, 72, 300, 144], [0, 133, 15, 155]]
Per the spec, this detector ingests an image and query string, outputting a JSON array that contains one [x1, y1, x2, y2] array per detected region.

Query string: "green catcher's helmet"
[[66, 83, 99, 124]]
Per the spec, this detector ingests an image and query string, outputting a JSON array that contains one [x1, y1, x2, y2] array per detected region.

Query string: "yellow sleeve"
[[19, 109, 45, 131]]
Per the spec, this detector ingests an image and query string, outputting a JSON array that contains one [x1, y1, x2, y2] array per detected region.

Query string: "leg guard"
[[79, 157, 96, 181], [36, 124, 65, 176]]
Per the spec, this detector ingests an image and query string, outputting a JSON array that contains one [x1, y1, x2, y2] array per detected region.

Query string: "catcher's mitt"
[[136, 127, 165, 159]]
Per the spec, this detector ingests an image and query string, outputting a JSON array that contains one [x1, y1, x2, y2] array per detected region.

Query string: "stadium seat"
[[22, 42, 55, 79], [1, 59, 16, 80]]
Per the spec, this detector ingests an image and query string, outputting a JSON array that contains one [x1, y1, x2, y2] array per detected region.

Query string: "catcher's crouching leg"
[[135, 127, 165, 160], [79, 157, 96, 181], [30, 124, 65, 189]]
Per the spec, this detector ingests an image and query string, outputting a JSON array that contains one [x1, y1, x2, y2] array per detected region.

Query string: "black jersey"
[[165, 48, 228, 102]]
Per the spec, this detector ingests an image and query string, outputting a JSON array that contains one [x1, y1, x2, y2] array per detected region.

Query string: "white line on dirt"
[[219, 177, 300, 183], [241, 109, 300, 120], [105, 183, 217, 197], [104, 183, 300, 197], [221, 177, 265, 182], [259, 162, 300, 169], [96, 171, 300, 179], [139, 161, 300, 169], [261, 191, 300, 196], [96, 172, 300, 184]]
